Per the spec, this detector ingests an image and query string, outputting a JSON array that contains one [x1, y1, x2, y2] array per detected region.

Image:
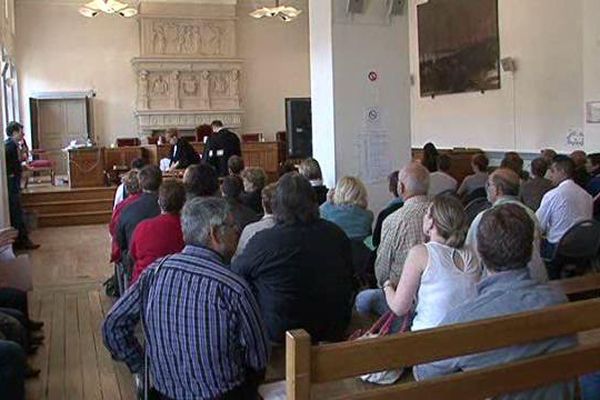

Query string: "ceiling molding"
[[16, 0, 237, 5]]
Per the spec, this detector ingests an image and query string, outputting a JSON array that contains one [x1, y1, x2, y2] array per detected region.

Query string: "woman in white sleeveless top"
[[383, 195, 481, 331]]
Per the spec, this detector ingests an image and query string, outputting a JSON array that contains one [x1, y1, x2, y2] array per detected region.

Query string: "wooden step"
[[24, 199, 113, 215], [37, 211, 112, 228], [22, 187, 116, 205]]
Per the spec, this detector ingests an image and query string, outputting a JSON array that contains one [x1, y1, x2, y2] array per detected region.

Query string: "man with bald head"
[[356, 162, 430, 318], [466, 168, 548, 283]]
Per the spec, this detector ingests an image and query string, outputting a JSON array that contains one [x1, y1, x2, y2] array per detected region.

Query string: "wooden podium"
[[67, 148, 105, 188]]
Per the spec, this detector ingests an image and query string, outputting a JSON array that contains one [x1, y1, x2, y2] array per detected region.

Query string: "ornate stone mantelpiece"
[[133, 3, 242, 136]]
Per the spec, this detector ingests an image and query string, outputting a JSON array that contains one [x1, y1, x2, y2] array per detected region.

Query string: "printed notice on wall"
[[586, 101, 600, 123], [356, 106, 393, 183]]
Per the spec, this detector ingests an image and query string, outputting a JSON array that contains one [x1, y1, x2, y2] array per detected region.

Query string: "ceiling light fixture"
[[79, 0, 138, 18], [249, 0, 302, 22]]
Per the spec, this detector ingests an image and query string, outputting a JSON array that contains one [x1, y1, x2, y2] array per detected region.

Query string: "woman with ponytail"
[[383, 194, 481, 331]]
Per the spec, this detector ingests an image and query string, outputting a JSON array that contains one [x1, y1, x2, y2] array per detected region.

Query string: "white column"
[[309, 0, 412, 212]]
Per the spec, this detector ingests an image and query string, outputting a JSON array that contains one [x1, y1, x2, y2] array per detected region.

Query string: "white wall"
[[15, 0, 311, 145], [237, 0, 310, 139], [583, 0, 600, 151], [410, 0, 585, 153], [310, 0, 412, 213], [16, 1, 139, 146]]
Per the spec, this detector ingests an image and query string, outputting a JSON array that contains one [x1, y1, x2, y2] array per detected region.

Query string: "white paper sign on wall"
[[566, 128, 584, 148]]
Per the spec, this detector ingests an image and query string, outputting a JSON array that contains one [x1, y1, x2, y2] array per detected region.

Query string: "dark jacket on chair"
[[231, 219, 354, 344]]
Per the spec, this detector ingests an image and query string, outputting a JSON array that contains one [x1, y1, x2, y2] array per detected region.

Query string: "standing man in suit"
[[203, 120, 242, 177], [166, 128, 200, 171], [4, 122, 39, 251]]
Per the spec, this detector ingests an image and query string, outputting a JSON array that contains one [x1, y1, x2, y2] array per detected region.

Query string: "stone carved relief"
[[144, 19, 235, 58], [151, 75, 169, 96]]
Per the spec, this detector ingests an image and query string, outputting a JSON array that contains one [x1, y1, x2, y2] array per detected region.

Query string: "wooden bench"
[[285, 297, 600, 399], [551, 273, 600, 300]]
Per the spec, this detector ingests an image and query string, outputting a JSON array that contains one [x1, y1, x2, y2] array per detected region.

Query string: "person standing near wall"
[[4, 122, 39, 251]]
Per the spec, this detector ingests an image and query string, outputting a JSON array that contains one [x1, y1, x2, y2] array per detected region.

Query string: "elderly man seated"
[[103, 198, 269, 399]]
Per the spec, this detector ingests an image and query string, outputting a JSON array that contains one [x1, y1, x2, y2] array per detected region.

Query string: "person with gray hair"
[[356, 162, 430, 319], [103, 197, 269, 399]]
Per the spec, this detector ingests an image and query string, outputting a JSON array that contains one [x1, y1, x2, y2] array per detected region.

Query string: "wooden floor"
[[25, 225, 135, 400]]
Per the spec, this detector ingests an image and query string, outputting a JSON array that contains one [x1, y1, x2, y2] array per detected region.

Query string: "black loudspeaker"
[[285, 98, 312, 159]]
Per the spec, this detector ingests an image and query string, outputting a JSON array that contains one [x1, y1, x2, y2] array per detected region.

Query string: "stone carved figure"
[[138, 70, 149, 108], [212, 72, 228, 96], [153, 25, 167, 54], [230, 69, 240, 98], [183, 26, 195, 54], [182, 75, 199, 96], [201, 23, 221, 55], [200, 70, 210, 107], [152, 75, 169, 96]]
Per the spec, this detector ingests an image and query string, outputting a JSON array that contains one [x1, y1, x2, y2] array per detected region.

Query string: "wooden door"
[[36, 99, 88, 175]]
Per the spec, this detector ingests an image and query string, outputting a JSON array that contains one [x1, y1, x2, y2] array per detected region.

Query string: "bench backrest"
[[286, 297, 600, 400]]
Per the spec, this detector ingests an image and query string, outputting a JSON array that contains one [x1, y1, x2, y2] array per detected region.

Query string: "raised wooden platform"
[[22, 186, 115, 227]]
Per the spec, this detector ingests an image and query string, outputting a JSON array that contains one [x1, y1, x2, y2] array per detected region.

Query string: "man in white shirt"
[[536, 155, 593, 271], [428, 154, 458, 197]]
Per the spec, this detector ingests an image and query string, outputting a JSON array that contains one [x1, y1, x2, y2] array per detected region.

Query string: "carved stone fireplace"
[[133, 3, 242, 137]]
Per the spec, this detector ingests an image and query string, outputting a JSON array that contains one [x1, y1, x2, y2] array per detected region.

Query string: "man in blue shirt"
[[415, 203, 576, 399], [103, 197, 269, 400]]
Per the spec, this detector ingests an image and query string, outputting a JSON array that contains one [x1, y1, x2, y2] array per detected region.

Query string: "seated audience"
[[374, 162, 430, 287], [221, 175, 260, 231], [421, 142, 439, 173], [536, 155, 593, 262], [383, 195, 481, 331], [278, 160, 298, 177], [116, 165, 162, 258], [501, 151, 529, 181], [571, 150, 590, 188], [541, 148, 557, 163], [113, 158, 146, 209], [428, 154, 457, 197], [232, 173, 353, 344], [414, 204, 576, 399], [298, 158, 328, 205], [0, 340, 26, 399], [467, 168, 548, 283], [240, 167, 268, 215], [457, 153, 489, 199], [519, 157, 554, 211], [183, 164, 219, 199], [103, 198, 269, 399], [165, 127, 200, 171], [372, 171, 404, 248], [228, 155, 245, 176], [320, 176, 374, 241], [109, 170, 141, 263], [129, 180, 186, 283], [585, 152, 600, 197], [235, 182, 278, 257]]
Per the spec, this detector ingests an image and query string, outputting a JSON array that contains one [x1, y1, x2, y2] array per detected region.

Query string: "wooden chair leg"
[[50, 169, 55, 186]]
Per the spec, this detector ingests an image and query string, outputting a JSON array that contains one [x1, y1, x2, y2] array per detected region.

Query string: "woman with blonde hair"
[[320, 176, 374, 240], [382, 194, 481, 331], [240, 167, 268, 215]]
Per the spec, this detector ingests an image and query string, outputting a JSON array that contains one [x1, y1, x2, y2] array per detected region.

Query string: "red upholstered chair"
[[147, 136, 160, 145], [25, 149, 55, 187], [195, 124, 213, 143], [116, 138, 141, 147], [242, 133, 262, 143]]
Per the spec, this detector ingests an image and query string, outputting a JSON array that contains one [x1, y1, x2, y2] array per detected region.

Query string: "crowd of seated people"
[[100, 145, 600, 400], [0, 228, 45, 399]]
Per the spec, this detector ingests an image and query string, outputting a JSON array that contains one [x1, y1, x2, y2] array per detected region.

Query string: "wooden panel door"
[[37, 99, 88, 175]]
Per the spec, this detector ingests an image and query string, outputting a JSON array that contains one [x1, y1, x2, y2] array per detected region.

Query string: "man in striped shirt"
[[102, 198, 270, 400]]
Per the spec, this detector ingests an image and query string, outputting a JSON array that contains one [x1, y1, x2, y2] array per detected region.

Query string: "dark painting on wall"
[[418, 0, 500, 97]]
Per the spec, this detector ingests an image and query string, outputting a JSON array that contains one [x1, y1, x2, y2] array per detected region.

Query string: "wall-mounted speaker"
[[347, 0, 365, 14], [501, 57, 517, 72], [387, 0, 405, 16], [285, 98, 312, 159]]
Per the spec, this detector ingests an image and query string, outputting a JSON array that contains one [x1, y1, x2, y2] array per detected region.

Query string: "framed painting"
[[418, 0, 500, 97]]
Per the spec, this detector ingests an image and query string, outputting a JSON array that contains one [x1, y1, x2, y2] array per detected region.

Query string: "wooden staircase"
[[22, 187, 115, 227]]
